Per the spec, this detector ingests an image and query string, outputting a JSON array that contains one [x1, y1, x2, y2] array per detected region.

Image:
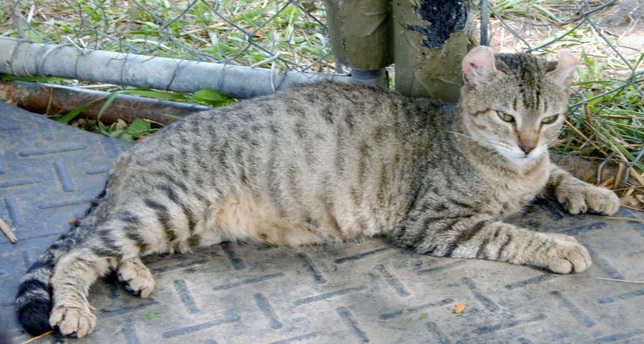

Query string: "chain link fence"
[[5, 0, 333, 73], [2, 1, 641, 80], [2, 1, 640, 89], [482, 0, 642, 103]]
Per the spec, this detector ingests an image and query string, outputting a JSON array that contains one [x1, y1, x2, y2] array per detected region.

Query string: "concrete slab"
[[1, 101, 642, 343]]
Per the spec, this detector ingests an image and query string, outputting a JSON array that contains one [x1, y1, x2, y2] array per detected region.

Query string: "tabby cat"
[[16, 47, 619, 338]]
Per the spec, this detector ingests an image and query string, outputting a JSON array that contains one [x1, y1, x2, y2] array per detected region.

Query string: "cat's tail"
[[15, 192, 105, 336]]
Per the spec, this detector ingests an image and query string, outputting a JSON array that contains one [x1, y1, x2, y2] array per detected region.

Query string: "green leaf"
[[97, 92, 120, 121], [96, 121, 110, 136], [161, 113, 183, 121], [192, 89, 234, 107], [125, 118, 152, 139], [58, 96, 107, 124], [118, 89, 189, 102], [0, 74, 61, 83], [108, 128, 125, 139], [141, 311, 165, 321]]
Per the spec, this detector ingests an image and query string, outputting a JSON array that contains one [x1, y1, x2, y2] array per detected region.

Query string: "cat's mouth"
[[509, 145, 546, 162], [493, 144, 546, 164]]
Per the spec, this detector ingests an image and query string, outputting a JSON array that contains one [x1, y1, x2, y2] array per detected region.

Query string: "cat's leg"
[[546, 163, 620, 215], [117, 257, 155, 298], [461, 222, 592, 273], [48, 247, 117, 337], [391, 219, 591, 274], [48, 217, 153, 337]]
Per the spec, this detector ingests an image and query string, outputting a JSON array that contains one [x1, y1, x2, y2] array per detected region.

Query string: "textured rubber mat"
[[1, 101, 642, 344]]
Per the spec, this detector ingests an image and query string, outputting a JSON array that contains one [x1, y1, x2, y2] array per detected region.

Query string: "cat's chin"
[[500, 146, 547, 165], [507, 155, 539, 165]]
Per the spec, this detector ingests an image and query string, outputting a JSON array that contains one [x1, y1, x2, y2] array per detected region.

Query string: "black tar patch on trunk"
[[406, 0, 467, 48]]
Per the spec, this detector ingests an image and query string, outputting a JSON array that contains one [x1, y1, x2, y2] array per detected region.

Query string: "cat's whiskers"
[[481, 149, 507, 162], [449, 130, 521, 161], [448, 131, 500, 148]]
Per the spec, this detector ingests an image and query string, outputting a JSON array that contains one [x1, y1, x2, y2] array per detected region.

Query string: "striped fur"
[[16, 47, 619, 337]]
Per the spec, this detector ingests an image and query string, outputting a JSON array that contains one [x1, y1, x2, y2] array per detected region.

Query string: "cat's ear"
[[462, 46, 498, 85], [546, 51, 578, 86]]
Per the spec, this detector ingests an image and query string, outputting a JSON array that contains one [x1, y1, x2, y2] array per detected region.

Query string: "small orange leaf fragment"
[[454, 303, 466, 314]]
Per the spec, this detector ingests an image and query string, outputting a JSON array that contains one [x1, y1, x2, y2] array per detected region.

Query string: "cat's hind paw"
[[540, 235, 591, 274], [50, 304, 96, 338], [554, 181, 620, 215], [117, 257, 155, 298]]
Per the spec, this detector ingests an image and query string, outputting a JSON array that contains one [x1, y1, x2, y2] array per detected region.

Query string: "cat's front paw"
[[539, 234, 591, 274], [50, 304, 96, 338], [117, 258, 155, 298], [554, 180, 620, 215]]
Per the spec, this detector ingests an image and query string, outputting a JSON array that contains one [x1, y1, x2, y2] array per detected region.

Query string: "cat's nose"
[[519, 144, 535, 155], [518, 134, 537, 155]]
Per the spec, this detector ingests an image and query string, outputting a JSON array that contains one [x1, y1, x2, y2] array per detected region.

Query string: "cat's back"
[[131, 82, 444, 169], [136, 83, 409, 148]]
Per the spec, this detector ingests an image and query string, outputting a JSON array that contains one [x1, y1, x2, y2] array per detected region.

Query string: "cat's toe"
[[556, 183, 620, 215], [556, 191, 586, 214], [543, 238, 591, 274], [50, 305, 96, 338], [586, 188, 620, 215], [117, 274, 141, 296], [117, 259, 155, 298]]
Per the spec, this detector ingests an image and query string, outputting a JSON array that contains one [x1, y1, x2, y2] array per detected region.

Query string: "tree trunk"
[[392, 0, 473, 101], [324, 0, 393, 87]]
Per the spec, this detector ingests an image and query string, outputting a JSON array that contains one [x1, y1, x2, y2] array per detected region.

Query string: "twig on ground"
[[0, 218, 17, 243], [596, 277, 644, 284], [605, 216, 644, 224], [20, 330, 54, 344]]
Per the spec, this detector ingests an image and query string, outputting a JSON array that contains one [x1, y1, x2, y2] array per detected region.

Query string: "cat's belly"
[[191, 187, 400, 247], [193, 188, 331, 247]]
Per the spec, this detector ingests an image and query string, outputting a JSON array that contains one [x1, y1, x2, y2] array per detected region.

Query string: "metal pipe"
[[0, 38, 351, 99], [480, 0, 489, 46]]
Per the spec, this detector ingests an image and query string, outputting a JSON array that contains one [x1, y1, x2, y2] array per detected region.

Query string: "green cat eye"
[[541, 115, 559, 125], [497, 111, 515, 123]]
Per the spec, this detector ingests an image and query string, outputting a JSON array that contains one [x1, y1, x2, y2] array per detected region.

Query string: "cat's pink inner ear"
[[462, 46, 497, 85], [547, 50, 579, 86]]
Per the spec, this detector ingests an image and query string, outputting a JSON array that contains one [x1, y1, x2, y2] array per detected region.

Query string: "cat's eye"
[[541, 115, 559, 125], [497, 112, 515, 123]]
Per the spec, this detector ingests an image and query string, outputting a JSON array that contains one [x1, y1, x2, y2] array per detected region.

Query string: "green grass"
[[489, 0, 608, 24], [2, 0, 328, 139], [54, 88, 234, 141], [4, 0, 331, 72], [562, 53, 643, 173]]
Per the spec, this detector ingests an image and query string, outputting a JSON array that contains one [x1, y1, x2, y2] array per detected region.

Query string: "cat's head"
[[459, 46, 578, 164]]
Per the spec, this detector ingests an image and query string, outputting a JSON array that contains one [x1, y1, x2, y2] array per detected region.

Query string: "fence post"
[[392, 0, 473, 101], [324, 0, 393, 87]]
